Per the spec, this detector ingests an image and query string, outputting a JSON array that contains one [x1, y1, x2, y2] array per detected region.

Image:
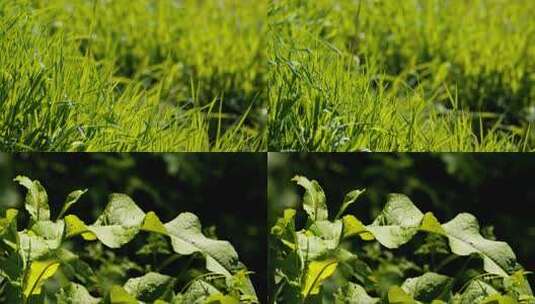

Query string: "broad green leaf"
[[401, 272, 452, 302], [182, 280, 221, 304], [296, 220, 342, 261], [442, 213, 517, 276], [30, 220, 64, 250], [165, 212, 239, 277], [460, 280, 499, 304], [420, 212, 446, 235], [56, 282, 100, 304], [366, 194, 424, 249], [292, 175, 328, 221], [334, 282, 379, 304], [19, 231, 56, 261], [296, 230, 337, 261], [23, 260, 60, 298], [58, 189, 87, 219], [301, 258, 337, 298], [342, 215, 374, 240], [89, 194, 146, 248], [141, 211, 168, 235], [14, 176, 50, 221], [109, 285, 137, 304], [123, 272, 174, 302], [64, 215, 97, 240], [388, 286, 418, 304], [335, 189, 365, 219]]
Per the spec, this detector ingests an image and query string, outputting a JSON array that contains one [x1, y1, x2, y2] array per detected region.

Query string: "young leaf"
[[442, 213, 517, 276], [14, 176, 50, 221], [301, 258, 337, 298], [342, 215, 374, 240], [388, 286, 418, 304], [366, 194, 424, 248], [57, 189, 87, 219], [335, 189, 365, 219], [108, 285, 138, 304], [292, 175, 328, 221], [23, 260, 60, 298]]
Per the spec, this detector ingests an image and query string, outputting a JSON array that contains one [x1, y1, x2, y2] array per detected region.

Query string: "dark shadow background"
[[268, 153, 535, 288], [0, 153, 267, 301]]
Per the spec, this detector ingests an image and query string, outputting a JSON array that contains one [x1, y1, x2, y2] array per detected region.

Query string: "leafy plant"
[[270, 176, 534, 303], [0, 176, 258, 303]]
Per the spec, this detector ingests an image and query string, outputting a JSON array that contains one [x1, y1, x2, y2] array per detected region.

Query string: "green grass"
[[0, 0, 267, 151], [268, 0, 535, 151]]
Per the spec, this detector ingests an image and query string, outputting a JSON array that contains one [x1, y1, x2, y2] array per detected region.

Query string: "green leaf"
[[89, 194, 146, 248], [335, 189, 365, 219], [366, 194, 424, 249], [64, 215, 97, 240], [296, 220, 341, 261], [141, 211, 168, 235], [388, 286, 418, 304], [123, 272, 174, 302], [165, 212, 240, 277], [419, 212, 446, 235], [109, 285, 138, 304], [442, 213, 517, 276], [334, 282, 379, 304], [0, 209, 19, 251], [271, 209, 297, 249], [23, 260, 60, 298], [182, 280, 220, 304], [400, 272, 452, 302], [301, 258, 337, 298], [460, 280, 499, 304], [56, 283, 100, 304], [292, 176, 328, 221], [342, 215, 374, 240], [14, 176, 50, 221], [58, 189, 87, 219]]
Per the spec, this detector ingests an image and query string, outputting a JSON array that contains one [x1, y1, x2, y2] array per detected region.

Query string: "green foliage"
[[0, 0, 266, 151], [0, 176, 258, 303], [270, 176, 534, 303], [268, 0, 535, 151]]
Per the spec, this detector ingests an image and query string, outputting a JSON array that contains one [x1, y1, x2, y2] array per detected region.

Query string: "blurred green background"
[[0, 153, 267, 301], [268, 153, 535, 271]]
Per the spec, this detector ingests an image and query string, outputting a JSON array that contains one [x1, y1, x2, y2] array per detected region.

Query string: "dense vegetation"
[[0, 175, 258, 303], [0, 153, 267, 303], [0, 0, 266, 151], [268, 0, 535, 151], [270, 176, 534, 303]]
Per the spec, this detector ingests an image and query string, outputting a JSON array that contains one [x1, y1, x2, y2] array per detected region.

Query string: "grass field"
[[1, 0, 267, 151], [269, 0, 535, 151]]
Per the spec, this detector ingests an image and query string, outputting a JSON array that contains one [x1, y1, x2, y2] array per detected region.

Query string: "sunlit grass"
[[268, 0, 535, 151], [0, 0, 267, 151]]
